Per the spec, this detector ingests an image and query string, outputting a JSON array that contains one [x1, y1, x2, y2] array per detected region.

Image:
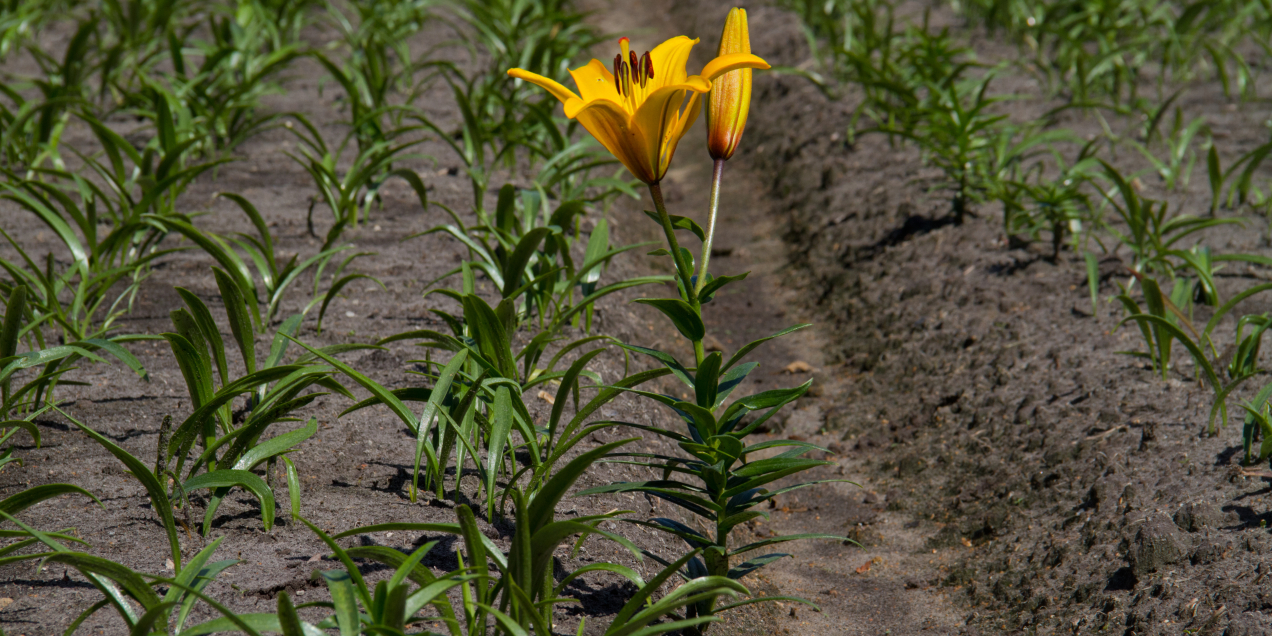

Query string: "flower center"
[[613, 37, 654, 110]]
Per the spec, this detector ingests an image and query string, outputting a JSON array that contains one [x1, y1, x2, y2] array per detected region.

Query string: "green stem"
[[695, 159, 726, 297], [649, 183, 697, 305], [649, 183, 704, 366]]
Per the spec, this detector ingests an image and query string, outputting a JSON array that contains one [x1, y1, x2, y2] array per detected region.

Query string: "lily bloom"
[[707, 8, 754, 161], [508, 36, 769, 184]]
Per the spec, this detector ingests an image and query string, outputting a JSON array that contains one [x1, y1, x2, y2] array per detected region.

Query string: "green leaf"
[[699, 272, 748, 303], [163, 333, 215, 411], [175, 287, 230, 386], [485, 386, 514, 518], [0, 483, 99, 516], [130, 602, 178, 636], [725, 324, 812, 371], [720, 380, 812, 434], [54, 406, 181, 571], [462, 294, 516, 379], [716, 361, 757, 407], [339, 387, 433, 417], [218, 193, 276, 275], [280, 456, 301, 522], [642, 209, 705, 241], [607, 550, 707, 630], [501, 227, 554, 297], [317, 273, 382, 333], [581, 219, 610, 287], [320, 569, 361, 636], [0, 285, 25, 362], [265, 314, 304, 370], [633, 298, 705, 342], [1084, 252, 1101, 316], [413, 350, 467, 501], [276, 591, 306, 636], [554, 562, 645, 598], [183, 469, 276, 532], [495, 183, 517, 234], [181, 612, 320, 636], [42, 552, 161, 609], [530, 439, 635, 533], [730, 533, 849, 556], [547, 348, 606, 445], [213, 267, 257, 371], [618, 343, 694, 389], [334, 521, 506, 570], [284, 335, 419, 430], [695, 352, 722, 409], [675, 400, 719, 438], [233, 418, 317, 471]]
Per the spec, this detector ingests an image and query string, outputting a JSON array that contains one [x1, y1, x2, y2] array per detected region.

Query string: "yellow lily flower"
[[707, 8, 754, 161], [508, 36, 770, 184]]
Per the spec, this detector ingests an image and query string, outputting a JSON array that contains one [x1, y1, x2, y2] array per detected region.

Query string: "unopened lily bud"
[[707, 8, 756, 161]]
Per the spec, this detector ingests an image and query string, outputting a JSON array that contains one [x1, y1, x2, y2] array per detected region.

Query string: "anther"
[[613, 54, 623, 95], [643, 51, 654, 79], [629, 51, 640, 84]]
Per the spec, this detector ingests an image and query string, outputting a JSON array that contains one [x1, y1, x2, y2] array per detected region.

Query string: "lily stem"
[[695, 159, 726, 297], [649, 183, 705, 366]]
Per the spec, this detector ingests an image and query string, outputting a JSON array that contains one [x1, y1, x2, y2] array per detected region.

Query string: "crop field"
[[2, 0, 1272, 634]]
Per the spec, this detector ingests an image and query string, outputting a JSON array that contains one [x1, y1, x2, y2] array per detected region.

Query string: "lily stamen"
[[613, 38, 656, 110]]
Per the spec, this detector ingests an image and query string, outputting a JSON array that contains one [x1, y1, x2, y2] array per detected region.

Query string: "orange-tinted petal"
[[507, 68, 580, 105], [659, 91, 704, 181], [634, 83, 702, 182], [571, 98, 659, 184], [707, 8, 758, 160]]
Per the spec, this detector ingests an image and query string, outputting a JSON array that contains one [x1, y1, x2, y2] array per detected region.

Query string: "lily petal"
[[700, 53, 770, 82], [633, 83, 702, 181], [569, 59, 622, 105], [649, 36, 699, 89], [507, 68, 580, 105], [570, 98, 660, 184], [660, 91, 704, 179]]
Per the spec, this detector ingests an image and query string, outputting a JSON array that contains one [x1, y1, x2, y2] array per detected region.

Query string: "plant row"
[[0, 1, 844, 634]]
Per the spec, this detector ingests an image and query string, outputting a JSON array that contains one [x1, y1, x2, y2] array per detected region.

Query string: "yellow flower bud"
[[707, 8, 760, 161]]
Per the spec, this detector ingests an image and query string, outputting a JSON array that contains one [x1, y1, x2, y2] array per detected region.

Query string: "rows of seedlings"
[[0, 0, 830, 634], [741, 0, 1272, 632]]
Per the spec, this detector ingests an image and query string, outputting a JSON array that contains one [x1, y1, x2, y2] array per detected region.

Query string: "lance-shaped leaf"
[[462, 294, 517, 379], [724, 323, 812, 371], [633, 298, 705, 342]]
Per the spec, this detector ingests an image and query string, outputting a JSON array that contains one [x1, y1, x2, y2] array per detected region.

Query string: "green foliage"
[[216, 192, 382, 330], [1096, 161, 1242, 277], [0, 0, 882, 631], [955, 0, 1268, 103], [158, 279, 355, 534], [0, 100, 230, 343], [285, 113, 431, 248], [576, 335, 846, 629], [1, 503, 256, 634], [417, 184, 663, 338], [442, 0, 627, 214]]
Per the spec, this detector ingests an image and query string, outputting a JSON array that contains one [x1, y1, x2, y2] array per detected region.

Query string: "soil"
[[5, 0, 1272, 635]]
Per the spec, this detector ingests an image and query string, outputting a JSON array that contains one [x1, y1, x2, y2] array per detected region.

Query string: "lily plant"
[[510, 8, 853, 632]]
